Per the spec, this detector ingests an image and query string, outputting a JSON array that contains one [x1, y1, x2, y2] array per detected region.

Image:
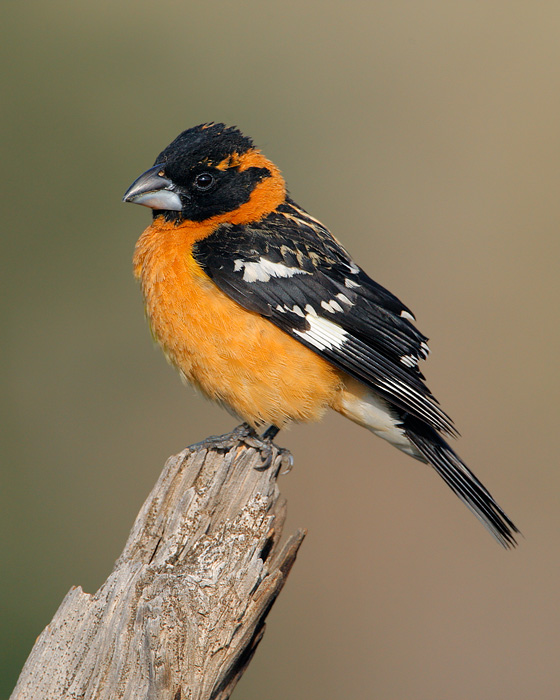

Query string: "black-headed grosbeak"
[[123, 123, 518, 547]]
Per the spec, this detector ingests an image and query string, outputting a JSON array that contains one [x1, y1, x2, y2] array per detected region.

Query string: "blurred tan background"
[[2, 1, 559, 697]]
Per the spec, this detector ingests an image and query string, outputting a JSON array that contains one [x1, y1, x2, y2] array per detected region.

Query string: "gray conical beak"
[[123, 164, 183, 211]]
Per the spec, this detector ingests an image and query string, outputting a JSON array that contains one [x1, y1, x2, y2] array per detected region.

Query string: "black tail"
[[404, 416, 519, 548]]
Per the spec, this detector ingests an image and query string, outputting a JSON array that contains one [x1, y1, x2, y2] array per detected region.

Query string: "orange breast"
[[133, 219, 342, 428]]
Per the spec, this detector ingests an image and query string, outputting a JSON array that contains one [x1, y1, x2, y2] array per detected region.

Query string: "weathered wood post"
[[11, 425, 304, 700]]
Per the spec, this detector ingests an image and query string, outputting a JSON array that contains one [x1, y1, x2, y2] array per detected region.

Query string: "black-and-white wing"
[[194, 199, 455, 437], [193, 199, 518, 547]]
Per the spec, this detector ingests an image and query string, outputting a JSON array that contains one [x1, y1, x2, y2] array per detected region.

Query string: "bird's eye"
[[193, 172, 215, 191]]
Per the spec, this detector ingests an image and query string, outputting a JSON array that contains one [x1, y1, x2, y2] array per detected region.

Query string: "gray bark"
[[11, 426, 304, 700]]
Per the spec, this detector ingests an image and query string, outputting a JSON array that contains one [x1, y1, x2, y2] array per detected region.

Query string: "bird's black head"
[[123, 123, 286, 224]]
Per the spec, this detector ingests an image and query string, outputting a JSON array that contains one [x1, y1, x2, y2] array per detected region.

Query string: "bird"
[[123, 122, 518, 547]]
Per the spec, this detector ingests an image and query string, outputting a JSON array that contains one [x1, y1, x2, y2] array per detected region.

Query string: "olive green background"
[[2, 1, 559, 698]]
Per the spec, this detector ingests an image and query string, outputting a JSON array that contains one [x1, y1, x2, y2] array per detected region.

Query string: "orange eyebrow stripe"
[[215, 153, 242, 170], [215, 148, 271, 172], [237, 148, 274, 172]]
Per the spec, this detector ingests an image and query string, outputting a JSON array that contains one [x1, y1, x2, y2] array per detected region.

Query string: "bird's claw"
[[232, 423, 292, 472]]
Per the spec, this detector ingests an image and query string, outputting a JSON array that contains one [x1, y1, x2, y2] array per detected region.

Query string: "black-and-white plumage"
[[195, 200, 452, 431], [194, 198, 518, 547]]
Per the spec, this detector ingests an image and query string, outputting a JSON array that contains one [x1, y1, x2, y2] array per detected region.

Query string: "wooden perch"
[[11, 425, 305, 700]]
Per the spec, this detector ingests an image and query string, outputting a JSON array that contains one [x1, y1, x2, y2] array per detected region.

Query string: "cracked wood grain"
[[11, 426, 304, 700]]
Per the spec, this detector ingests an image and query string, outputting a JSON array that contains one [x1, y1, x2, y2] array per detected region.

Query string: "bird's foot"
[[232, 422, 259, 440], [234, 423, 292, 473], [257, 425, 293, 473]]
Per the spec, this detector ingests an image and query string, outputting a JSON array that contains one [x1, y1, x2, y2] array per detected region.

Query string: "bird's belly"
[[136, 238, 341, 427]]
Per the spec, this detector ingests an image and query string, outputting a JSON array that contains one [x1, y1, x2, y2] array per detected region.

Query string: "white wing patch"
[[400, 309, 416, 322], [233, 258, 310, 283], [319, 293, 353, 314], [291, 305, 305, 317], [321, 298, 344, 314], [293, 315, 348, 351], [400, 354, 418, 367], [335, 292, 353, 306]]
